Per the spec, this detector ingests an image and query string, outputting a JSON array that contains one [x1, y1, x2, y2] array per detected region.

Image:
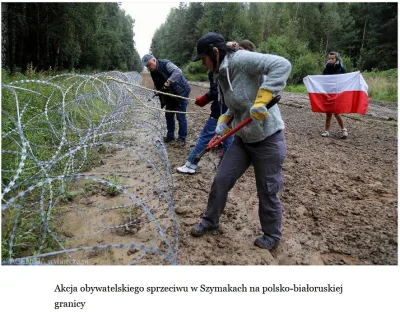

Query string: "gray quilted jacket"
[[214, 50, 291, 143]]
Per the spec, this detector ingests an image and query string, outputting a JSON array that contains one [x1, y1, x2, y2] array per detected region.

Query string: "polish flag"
[[303, 71, 369, 114]]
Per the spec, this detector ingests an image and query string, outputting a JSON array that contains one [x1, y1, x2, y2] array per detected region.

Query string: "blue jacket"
[[205, 71, 229, 119]]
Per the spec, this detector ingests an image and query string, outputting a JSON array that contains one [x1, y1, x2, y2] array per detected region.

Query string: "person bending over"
[[142, 54, 191, 146], [189, 32, 291, 250]]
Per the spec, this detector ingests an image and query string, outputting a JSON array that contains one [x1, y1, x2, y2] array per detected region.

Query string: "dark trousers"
[[201, 130, 286, 240], [165, 100, 188, 140]]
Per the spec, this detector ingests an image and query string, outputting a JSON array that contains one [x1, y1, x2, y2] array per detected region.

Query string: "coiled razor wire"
[[1, 71, 180, 265]]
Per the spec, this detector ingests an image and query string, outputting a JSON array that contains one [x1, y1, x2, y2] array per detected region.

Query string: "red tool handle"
[[206, 117, 252, 150], [205, 115, 234, 149], [204, 94, 281, 152]]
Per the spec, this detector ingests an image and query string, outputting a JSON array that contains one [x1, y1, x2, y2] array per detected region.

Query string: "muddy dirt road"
[[143, 73, 397, 265]]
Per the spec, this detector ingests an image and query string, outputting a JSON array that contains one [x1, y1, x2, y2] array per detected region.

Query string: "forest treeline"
[[1, 2, 143, 73], [151, 2, 397, 84], [1, 2, 397, 81]]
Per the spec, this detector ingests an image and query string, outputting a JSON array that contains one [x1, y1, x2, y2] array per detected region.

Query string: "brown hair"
[[238, 40, 256, 52]]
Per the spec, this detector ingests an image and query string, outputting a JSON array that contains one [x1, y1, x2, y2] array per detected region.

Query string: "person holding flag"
[[304, 51, 369, 139], [321, 52, 348, 138]]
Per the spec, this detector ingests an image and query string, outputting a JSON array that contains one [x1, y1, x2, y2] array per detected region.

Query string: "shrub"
[[182, 61, 208, 81], [341, 56, 355, 73], [258, 35, 309, 61], [259, 36, 356, 84], [362, 69, 398, 102], [289, 52, 326, 84]]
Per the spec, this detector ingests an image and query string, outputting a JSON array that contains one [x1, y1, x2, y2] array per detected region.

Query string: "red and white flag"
[[303, 71, 369, 114]]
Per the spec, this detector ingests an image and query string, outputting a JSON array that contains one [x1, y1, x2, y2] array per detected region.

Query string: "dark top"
[[207, 71, 229, 119], [150, 59, 191, 108], [323, 62, 347, 75]]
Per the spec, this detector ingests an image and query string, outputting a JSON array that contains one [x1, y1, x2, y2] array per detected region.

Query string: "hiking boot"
[[190, 223, 219, 237], [163, 136, 175, 143], [341, 128, 348, 139], [254, 235, 280, 249], [176, 138, 186, 147], [177, 165, 195, 174], [321, 131, 330, 137]]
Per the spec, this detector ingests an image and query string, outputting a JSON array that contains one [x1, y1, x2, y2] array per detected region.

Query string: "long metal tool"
[[192, 95, 281, 164]]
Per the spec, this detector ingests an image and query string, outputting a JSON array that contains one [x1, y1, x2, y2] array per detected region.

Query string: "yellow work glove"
[[215, 114, 231, 136], [250, 89, 273, 121]]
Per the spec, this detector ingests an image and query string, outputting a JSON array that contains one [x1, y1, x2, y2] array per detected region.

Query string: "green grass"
[[285, 85, 308, 93], [362, 69, 397, 102], [1, 69, 118, 260], [83, 175, 123, 197], [2, 70, 116, 186], [1, 206, 62, 260]]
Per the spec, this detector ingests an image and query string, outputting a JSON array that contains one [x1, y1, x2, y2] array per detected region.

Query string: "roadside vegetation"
[[160, 3, 396, 103], [1, 68, 123, 260]]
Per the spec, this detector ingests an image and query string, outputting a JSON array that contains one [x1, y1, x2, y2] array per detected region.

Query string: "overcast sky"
[[120, 2, 180, 58]]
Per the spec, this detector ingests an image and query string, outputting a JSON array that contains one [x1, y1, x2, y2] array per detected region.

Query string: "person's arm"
[[234, 51, 291, 121], [234, 51, 291, 93], [195, 71, 218, 107], [165, 62, 183, 85]]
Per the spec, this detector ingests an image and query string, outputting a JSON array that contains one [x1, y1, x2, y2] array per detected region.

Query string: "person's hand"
[[195, 94, 209, 107], [164, 81, 171, 87], [250, 89, 272, 121], [215, 114, 231, 136]]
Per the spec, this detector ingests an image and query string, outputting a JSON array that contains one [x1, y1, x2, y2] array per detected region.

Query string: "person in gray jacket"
[[190, 32, 291, 250]]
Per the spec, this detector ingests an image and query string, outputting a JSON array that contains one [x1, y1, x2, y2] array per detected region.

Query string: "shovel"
[[192, 95, 281, 164]]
